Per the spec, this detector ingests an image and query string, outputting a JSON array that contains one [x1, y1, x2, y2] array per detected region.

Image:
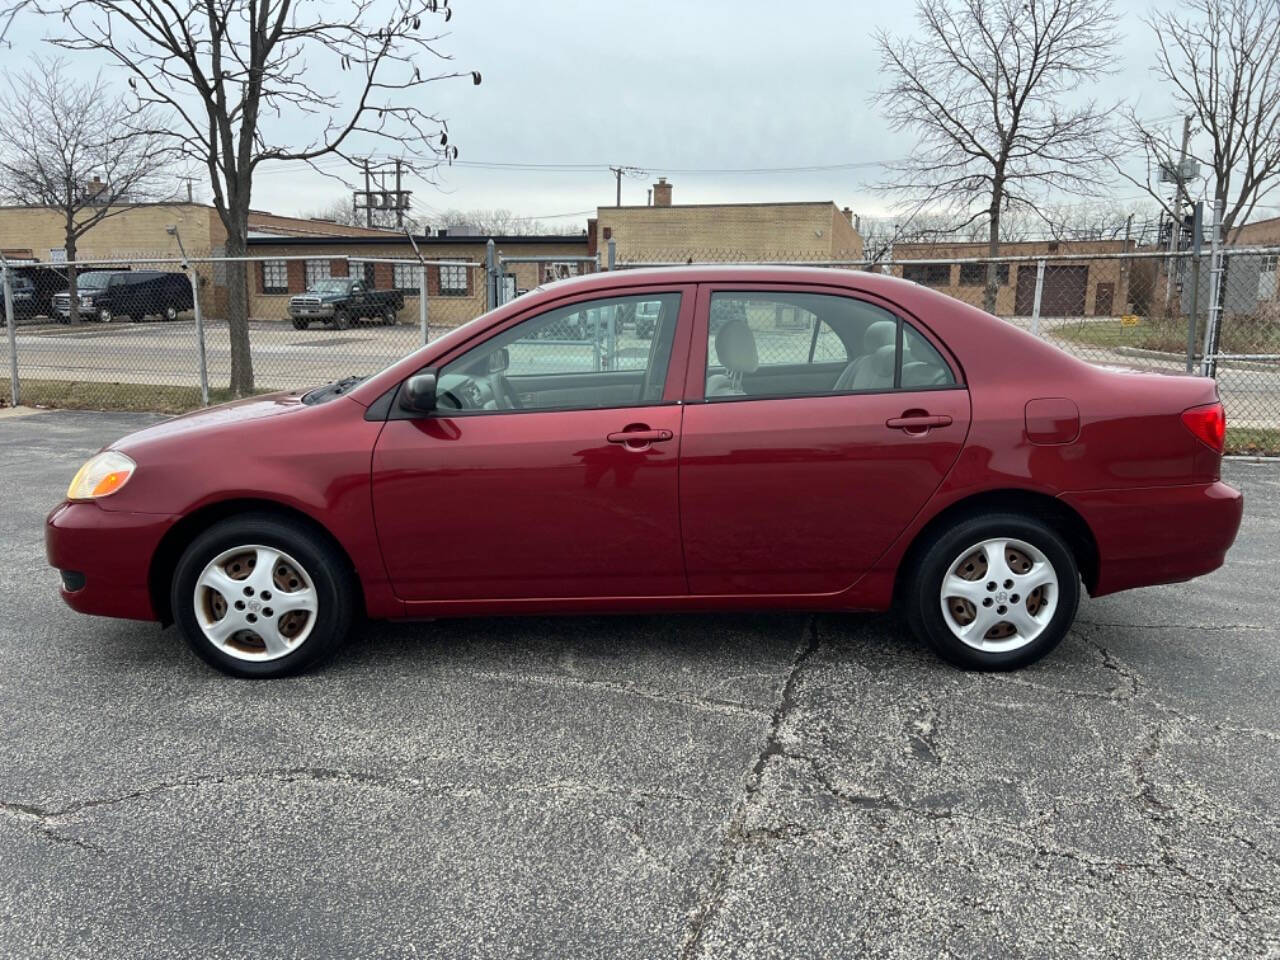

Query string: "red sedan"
[[46, 267, 1243, 677]]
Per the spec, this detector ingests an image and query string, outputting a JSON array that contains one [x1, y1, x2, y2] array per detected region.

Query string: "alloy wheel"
[[938, 537, 1059, 653], [193, 544, 318, 662]]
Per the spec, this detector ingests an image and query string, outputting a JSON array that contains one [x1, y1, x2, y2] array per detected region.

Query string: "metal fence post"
[[187, 267, 210, 406], [1201, 200, 1224, 378], [419, 264, 430, 346], [1, 254, 18, 407], [1030, 259, 1046, 337], [607, 237, 616, 271], [485, 239, 496, 311], [1185, 201, 1203, 373]]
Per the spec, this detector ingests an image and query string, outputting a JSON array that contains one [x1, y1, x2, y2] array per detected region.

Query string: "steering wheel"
[[491, 373, 523, 410]]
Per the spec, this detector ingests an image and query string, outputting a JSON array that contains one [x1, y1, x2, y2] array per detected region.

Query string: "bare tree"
[[0, 57, 173, 323], [1120, 0, 1280, 242], [435, 208, 556, 236], [10, 1, 480, 395], [305, 198, 422, 232], [874, 0, 1118, 311]]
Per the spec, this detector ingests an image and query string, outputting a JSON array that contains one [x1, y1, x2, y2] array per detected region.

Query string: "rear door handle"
[[607, 428, 674, 444], [886, 414, 953, 431]]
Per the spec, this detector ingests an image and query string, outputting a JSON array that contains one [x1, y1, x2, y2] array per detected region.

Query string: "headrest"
[[715, 319, 759, 374], [863, 320, 897, 353]]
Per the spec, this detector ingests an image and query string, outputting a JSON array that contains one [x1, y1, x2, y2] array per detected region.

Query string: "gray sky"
[[7, 0, 1187, 229]]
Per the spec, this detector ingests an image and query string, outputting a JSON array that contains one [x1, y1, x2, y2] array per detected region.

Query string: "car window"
[[704, 291, 954, 400], [438, 292, 682, 412]]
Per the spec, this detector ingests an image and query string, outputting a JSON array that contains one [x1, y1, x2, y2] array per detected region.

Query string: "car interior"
[[704, 292, 955, 400]]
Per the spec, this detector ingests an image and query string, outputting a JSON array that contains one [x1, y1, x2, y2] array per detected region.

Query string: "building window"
[[305, 259, 331, 287], [958, 263, 1010, 286], [393, 261, 422, 292], [439, 263, 469, 296], [543, 262, 580, 283], [262, 259, 288, 294], [903, 263, 952, 287]]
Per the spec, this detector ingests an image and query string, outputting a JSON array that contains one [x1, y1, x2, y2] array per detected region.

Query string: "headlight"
[[67, 451, 136, 501], [80, 296, 93, 307]]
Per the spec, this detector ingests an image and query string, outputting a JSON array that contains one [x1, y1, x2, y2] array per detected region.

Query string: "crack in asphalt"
[[1076, 621, 1268, 631], [678, 616, 821, 960]]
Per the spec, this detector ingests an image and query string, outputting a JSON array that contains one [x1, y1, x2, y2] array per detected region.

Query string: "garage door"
[[1015, 264, 1088, 317]]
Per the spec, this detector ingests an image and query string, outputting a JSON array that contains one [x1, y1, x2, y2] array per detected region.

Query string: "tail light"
[[1181, 401, 1226, 453]]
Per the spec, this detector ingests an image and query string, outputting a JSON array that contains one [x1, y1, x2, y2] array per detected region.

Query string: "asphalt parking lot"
[[2, 409, 1278, 959]]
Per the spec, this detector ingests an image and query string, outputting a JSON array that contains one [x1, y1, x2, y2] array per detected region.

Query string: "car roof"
[[538, 264, 913, 296]]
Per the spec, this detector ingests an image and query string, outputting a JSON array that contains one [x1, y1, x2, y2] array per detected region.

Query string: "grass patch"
[[1055, 314, 1280, 356], [1227, 426, 1280, 456], [0, 378, 263, 414]]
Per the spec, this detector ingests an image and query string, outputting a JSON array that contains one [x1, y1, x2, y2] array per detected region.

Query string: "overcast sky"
[[7, 0, 1189, 230]]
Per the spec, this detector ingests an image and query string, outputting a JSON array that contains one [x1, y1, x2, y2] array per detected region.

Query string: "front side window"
[[437, 292, 681, 412], [305, 259, 331, 287], [704, 291, 954, 400]]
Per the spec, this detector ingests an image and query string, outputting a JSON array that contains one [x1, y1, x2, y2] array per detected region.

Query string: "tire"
[[292, 318, 309, 331], [165, 306, 179, 321], [332, 310, 350, 331], [902, 511, 1080, 671], [98, 308, 112, 323], [170, 513, 355, 678], [381, 306, 397, 326]]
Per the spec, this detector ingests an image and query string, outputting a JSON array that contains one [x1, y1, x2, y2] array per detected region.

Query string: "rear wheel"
[[171, 514, 354, 678], [165, 305, 179, 321], [381, 306, 397, 326], [902, 512, 1080, 670]]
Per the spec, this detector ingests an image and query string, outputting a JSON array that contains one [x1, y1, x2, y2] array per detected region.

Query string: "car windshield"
[[78, 272, 116, 290], [307, 279, 350, 294]]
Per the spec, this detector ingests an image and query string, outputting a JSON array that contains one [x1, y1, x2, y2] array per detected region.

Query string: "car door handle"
[[607, 428, 673, 444], [886, 414, 953, 431]]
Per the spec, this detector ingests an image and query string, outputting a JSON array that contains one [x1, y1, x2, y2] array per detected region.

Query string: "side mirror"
[[399, 372, 438, 414], [488, 347, 509, 374]]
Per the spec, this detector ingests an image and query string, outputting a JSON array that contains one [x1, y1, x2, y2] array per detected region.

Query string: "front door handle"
[[607, 427, 674, 447], [886, 413, 953, 432]]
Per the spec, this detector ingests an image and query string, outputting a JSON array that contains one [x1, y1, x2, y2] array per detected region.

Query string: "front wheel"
[[331, 310, 350, 330], [902, 512, 1080, 671], [98, 308, 113, 323], [291, 317, 309, 330], [171, 514, 355, 678]]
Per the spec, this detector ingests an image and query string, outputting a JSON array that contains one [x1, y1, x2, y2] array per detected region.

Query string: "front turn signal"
[[67, 451, 137, 501]]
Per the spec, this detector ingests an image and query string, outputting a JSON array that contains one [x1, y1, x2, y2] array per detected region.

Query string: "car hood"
[[109, 391, 308, 454]]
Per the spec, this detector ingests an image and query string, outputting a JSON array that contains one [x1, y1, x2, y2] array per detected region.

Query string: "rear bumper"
[[1061, 481, 1243, 597], [45, 501, 177, 620]]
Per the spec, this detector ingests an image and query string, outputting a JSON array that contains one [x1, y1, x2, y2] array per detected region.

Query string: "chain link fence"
[[2, 243, 1277, 454], [614, 246, 1280, 455]]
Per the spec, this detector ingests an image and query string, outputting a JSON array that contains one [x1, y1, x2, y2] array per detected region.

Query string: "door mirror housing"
[[488, 347, 510, 374], [399, 372, 438, 414]]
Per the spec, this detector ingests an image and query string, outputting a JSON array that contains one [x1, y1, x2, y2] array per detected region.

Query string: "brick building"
[[245, 233, 592, 326], [592, 178, 863, 265], [891, 239, 1136, 317]]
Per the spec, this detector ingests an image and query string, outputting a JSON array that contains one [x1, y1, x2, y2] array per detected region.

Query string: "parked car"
[[47, 266, 1243, 679], [0, 274, 38, 321], [51, 270, 192, 323], [288, 278, 404, 330]]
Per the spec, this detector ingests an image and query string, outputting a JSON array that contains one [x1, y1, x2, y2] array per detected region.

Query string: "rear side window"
[[704, 291, 955, 400]]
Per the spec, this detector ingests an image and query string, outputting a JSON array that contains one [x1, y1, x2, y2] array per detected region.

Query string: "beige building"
[[245, 233, 593, 327], [592, 178, 863, 265], [892, 239, 1136, 317], [0, 201, 395, 263]]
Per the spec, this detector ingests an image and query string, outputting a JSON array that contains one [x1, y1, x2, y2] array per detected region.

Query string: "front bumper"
[[46, 501, 177, 620], [289, 303, 336, 318], [1060, 480, 1244, 596]]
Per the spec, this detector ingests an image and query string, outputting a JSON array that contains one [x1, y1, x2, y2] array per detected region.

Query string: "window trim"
[[685, 282, 964, 405]]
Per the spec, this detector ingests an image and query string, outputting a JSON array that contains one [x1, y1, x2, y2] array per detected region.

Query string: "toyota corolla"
[[47, 266, 1243, 677]]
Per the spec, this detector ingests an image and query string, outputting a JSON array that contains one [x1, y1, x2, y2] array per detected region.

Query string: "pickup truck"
[[288, 278, 404, 330]]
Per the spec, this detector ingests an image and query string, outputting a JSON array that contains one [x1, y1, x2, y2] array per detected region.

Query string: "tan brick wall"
[[0, 203, 222, 260], [892, 240, 1134, 317], [246, 238, 591, 327], [595, 202, 864, 264], [1231, 216, 1280, 246]]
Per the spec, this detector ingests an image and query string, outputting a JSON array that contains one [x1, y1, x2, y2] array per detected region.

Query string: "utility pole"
[[395, 159, 403, 228], [364, 160, 373, 229], [610, 166, 623, 206], [1164, 114, 1194, 308]]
